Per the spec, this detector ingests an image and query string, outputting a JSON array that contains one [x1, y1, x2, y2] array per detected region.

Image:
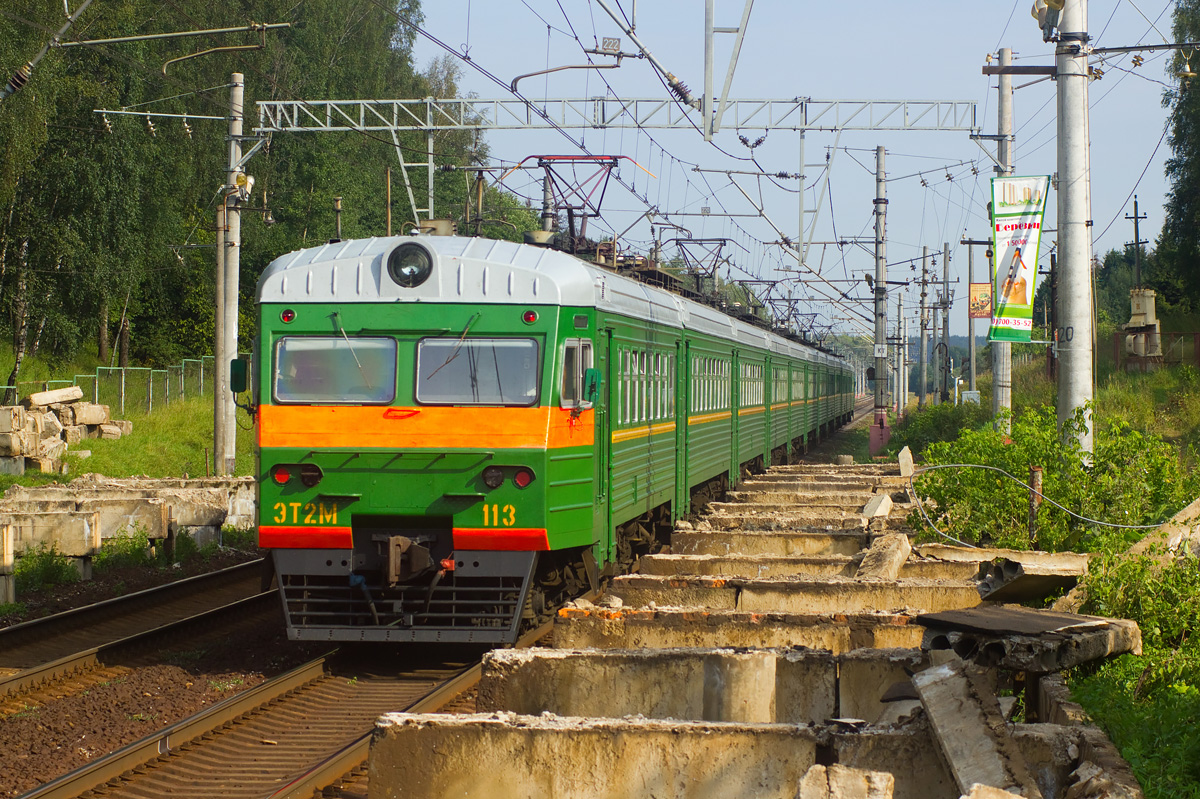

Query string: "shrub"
[[14, 544, 80, 593], [93, 526, 159, 573], [910, 404, 1200, 551], [888, 400, 992, 459]]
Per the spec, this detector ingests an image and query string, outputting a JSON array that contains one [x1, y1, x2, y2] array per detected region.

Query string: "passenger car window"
[[274, 337, 397, 405], [417, 337, 540, 406]]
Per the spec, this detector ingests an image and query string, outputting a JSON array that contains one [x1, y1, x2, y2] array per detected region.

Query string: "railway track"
[[22, 623, 551, 799], [0, 560, 265, 674], [0, 560, 271, 715]]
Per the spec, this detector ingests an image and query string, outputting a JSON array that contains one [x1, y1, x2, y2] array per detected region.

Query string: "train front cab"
[[256, 297, 600, 644]]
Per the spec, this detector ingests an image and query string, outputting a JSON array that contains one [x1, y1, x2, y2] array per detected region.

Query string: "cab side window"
[[561, 339, 594, 408]]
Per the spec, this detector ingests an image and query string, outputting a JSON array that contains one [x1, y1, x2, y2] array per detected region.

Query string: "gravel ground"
[[0, 550, 327, 797]]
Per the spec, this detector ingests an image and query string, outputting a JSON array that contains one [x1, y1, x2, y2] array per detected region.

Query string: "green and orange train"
[[252, 234, 854, 643]]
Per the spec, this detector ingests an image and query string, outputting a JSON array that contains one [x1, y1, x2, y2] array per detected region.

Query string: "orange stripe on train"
[[259, 405, 594, 450]]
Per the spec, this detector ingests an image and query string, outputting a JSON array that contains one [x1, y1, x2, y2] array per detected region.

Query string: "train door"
[[730, 349, 741, 485], [594, 327, 613, 565], [674, 338, 689, 518]]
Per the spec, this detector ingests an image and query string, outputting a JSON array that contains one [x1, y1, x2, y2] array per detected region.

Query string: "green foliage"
[[93, 526, 160, 572], [14, 544, 79, 593], [911, 405, 1200, 550], [1071, 650, 1200, 798], [220, 527, 260, 552], [1082, 550, 1200, 650], [888, 400, 992, 459]]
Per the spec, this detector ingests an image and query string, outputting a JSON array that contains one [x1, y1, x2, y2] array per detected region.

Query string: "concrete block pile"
[[0, 386, 133, 476], [371, 449, 1148, 799]]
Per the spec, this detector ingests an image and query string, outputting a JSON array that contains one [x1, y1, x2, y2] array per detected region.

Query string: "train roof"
[[258, 235, 845, 368]]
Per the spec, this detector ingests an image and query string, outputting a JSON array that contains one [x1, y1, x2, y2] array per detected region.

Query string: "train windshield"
[[416, 337, 540, 406], [273, 337, 397, 404]]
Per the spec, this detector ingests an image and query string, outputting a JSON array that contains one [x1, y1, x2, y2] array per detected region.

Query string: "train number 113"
[[483, 504, 516, 526]]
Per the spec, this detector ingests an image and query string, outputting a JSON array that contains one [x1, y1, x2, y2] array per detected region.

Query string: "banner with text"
[[968, 283, 992, 319], [988, 175, 1050, 342]]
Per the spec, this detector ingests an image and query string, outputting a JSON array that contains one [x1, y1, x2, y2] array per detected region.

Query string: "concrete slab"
[[25, 386, 83, 407], [479, 647, 834, 724], [607, 574, 982, 615], [857, 533, 912, 580], [370, 713, 819, 799], [914, 544, 1090, 573], [0, 406, 26, 433], [640, 554, 978, 582], [554, 606, 926, 652], [863, 494, 894, 519], [705, 509, 871, 530], [639, 553, 858, 579], [912, 661, 1043, 798], [799, 765, 896, 799], [917, 606, 1142, 672], [673, 530, 868, 557], [977, 559, 1087, 603], [3, 511, 101, 557], [898, 446, 915, 479]]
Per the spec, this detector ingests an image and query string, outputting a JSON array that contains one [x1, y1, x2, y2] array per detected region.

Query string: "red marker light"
[[513, 467, 535, 488], [281, 309, 296, 323], [440, 558, 456, 571], [271, 465, 291, 485], [522, 310, 538, 324]]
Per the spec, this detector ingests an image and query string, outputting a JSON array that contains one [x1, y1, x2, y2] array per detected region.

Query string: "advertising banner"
[[988, 175, 1051, 342], [968, 283, 992, 320]]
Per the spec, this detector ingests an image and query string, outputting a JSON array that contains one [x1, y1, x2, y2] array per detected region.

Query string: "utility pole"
[[213, 202, 226, 475], [993, 47, 1015, 428], [967, 244, 977, 391], [895, 293, 905, 417], [1126, 195, 1147, 288], [942, 241, 951, 402], [1056, 1, 1094, 452], [217, 73, 244, 476], [334, 196, 343, 240], [919, 246, 929, 409], [870, 146, 890, 455], [931, 266, 940, 407]]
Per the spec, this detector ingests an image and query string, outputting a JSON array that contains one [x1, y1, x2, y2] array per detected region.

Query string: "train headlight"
[[482, 466, 504, 489], [386, 242, 433, 288]]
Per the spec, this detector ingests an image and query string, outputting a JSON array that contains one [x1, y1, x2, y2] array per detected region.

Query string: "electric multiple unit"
[[253, 234, 853, 643]]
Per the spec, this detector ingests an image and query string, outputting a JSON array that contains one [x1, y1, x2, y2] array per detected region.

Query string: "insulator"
[[1132, 55, 1144, 67], [182, 117, 192, 139], [102, 114, 113, 134], [668, 78, 692, 103], [145, 115, 156, 137], [5, 62, 33, 95]]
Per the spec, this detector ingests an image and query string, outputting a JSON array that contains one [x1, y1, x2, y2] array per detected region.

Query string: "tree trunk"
[[118, 318, 130, 368], [98, 296, 109, 362], [3, 245, 29, 405], [28, 316, 46, 360]]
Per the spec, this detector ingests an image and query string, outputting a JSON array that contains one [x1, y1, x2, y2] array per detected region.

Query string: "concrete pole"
[[1056, 1, 1094, 452], [896, 293, 905, 417], [942, 241, 951, 402], [931, 282, 940, 407], [968, 244, 977, 391], [704, 0, 714, 140], [541, 174, 555, 232], [386, 167, 392, 236], [221, 72, 244, 476], [870, 146, 890, 452], [919, 246, 928, 409], [993, 47, 1015, 428], [213, 202, 226, 473]]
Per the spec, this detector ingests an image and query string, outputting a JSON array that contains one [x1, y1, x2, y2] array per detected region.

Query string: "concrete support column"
[[702, 651, 777, 723]]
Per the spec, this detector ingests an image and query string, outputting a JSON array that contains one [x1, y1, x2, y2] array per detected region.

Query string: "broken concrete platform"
[[554, 605, 926, 652], [917, 606, 1142, 672], [673, 529, 869, 557], [637, 553, 979, 581], [607, 573, 983, 615], [370, 713, 821, 799], [479, 646, 925, 725]]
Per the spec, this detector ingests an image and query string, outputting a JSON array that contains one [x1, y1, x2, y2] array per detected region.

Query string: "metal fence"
[[0, 354, 248, 415]]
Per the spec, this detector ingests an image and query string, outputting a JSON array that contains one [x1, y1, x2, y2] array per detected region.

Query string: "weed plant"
[[14, 545, 79, 593], [1071, 550, 1200, 797], [910, 405, 1200, 551]]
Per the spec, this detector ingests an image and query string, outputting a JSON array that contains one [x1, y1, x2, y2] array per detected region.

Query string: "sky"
[[409, 1, 1179, 340]]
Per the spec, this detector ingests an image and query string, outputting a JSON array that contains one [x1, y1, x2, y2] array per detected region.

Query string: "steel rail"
[[264, 609, 568, 799], [19, 657, 330, 799], [1, 591, 276, 700]]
